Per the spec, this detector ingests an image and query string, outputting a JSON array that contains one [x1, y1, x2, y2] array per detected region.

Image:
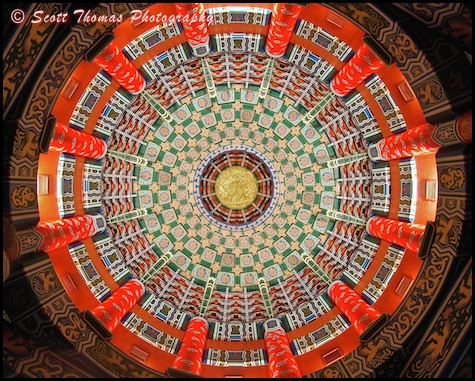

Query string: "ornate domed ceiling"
[[3, 2, 472, 379], [101, 53, 373, 321], [44, 3, 430, 373]]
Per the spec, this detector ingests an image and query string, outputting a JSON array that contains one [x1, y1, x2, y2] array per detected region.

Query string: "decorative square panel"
[[201, 248, 217, 263], [211, 232, 223, 246], [144, 142, 160, 161], [162, 152, 177, 167], [258, 114, 273, 129], [225, 236, 237, 249], [139, 167, 153, 185], [174, 252, 191, 271], [202, 112, 218, 127], [263, 96, 283, 112], [180, 161, 193, 173], [301, 191, 315, 206], [220, 253, 235, 267], [211, 130, 222, 143], [184, 121, 201, 138], [300, 234, 319, 252], [154, 234, 173, 253], [174, 104, 192, 123], [192, 264, 211, 281], [258, 248, 274, 264], [285, 176, 298, 187], [138, 190, 154, 208], [157, 190, 171, 204], [288, 137, 304, 153], [240, 271, 258, 287], [274, 149, 287, 162], [314, 144, 330, 164], [301, 125, 320, 143], [284, 190, 298, 202], [225, 127, 236, 140], [171, 135, 187, 151], [274, 215, 287, 228], [217, 89, 235, 104], [239, 128, 251, 140], [221, 108, 236, 122], [263, 264, 283, 281], [252, 232, 264, 246], [197, 224, 210, 239], [162, 208, 177, 224], [240, 254, 254, 268], [239, 109, 255, 123], [284, 105, 302, 126], [154, 123, 174, 142], [185, 237, 200, 254], [192, 95, 212, 111], [171, 224, 187, 241], [274, 238, 290, 253], [320, 168, 335, 186], [198, 138, 210, 151], [158, 171, 172, 185], [187, 148, 200, 161], [296, 208, 312, 224], [286, 224, 303, 241], [302, 172, 316, 186], [320, 191, 335, 209], [274, 123, 290, 139], [265, 138, 277, 152], [313, 213, 329, 233], [284, 251, 301, 270], [281, 162, 294, 175], [216, 271, 235, 287], [240, 90, 258, 105], [297, 154, 312, 169], [238, 236, 251, 249], [144, 213, 161, 233]]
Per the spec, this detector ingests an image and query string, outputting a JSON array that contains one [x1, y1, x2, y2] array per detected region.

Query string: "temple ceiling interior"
[[3, 3, 472, 379]]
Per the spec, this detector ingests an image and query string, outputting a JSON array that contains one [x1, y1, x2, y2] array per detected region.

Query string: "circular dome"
[[5, 2, 471, 380]]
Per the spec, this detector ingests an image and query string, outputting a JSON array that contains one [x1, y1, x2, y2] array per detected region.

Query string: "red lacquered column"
[[49, 122, 107, 159], [263, 318, 302, 378], [328, 280, 388, 342], [93, 41, 146, 95], [89, 278, 145, 331], [330, 43, 385, 97], [367, 216, 426, 252], [35, 214, 106, 252], [171, 316, 209, 375], [369, 123, 439, 161], [368, 110, 472, 162], [265, 3, 304, 58], [174, 3, 210, 57]]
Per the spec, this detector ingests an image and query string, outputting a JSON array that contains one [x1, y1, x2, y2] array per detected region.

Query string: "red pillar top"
[[265, 3, 304, 58]]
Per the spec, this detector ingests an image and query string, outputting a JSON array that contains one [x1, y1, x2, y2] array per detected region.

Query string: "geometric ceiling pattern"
[[72, 11, 387, 357], [3, 3, 472, 379]]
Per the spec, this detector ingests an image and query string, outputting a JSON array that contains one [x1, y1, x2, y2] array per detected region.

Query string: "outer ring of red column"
[[50, 122, 107, 159], [263, 318, 302, 378], [172, 316, 209, 376], [366, 215, 426, 252], [328, 280, 382, 336], [35, 214, 106, 252], [330, 43, 385, 97], [90, 278, 145, 331], [265, 3, 304, 58], [93, 41, 146, 95]]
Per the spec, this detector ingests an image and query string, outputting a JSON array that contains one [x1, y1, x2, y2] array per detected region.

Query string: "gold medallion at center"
[[215, 166, 258, 210]]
